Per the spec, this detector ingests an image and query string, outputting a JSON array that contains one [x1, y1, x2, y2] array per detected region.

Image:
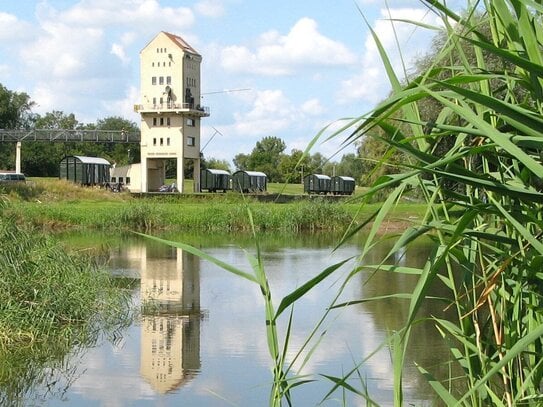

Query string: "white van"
[[0, 172, 26, 183]]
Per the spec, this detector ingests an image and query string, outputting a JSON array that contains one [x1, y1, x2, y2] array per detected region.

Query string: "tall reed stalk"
[[143, 0, 543, 405], [335, 0, 543, 405]]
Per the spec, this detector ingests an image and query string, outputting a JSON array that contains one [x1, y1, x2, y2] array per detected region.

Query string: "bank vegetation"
[[0, 178, 424, 233]]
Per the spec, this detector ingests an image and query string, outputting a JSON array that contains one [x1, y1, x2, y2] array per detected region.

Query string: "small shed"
[[200, 168, 231, 192], [330, 176, 356, 195], [59, 155, 111, 186], [232, 170, 267, 193], [304, 174, 331, 195]]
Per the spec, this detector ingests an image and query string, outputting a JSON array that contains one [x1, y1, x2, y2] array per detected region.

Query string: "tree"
[[0, 84, 35, 171], [203, 157, 231, 172], [355, 15, 510, 188], [278, 149, 309, 184], [22, 111, 78, 176], [0, 83, 34, 129], [95, 116, 140, 165], [233, 153, 249, 171], [246, 136, 287, 182]]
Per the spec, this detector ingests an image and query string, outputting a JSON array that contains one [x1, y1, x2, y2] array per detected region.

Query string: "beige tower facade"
[[135, 31, 209, 192]]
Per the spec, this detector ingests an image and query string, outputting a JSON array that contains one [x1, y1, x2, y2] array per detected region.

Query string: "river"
[[13, 232, 452, 406]]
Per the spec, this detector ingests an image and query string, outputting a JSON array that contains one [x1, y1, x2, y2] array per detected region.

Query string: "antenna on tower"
[[201, 126, 224, 153], [201, 88, 251, 97]]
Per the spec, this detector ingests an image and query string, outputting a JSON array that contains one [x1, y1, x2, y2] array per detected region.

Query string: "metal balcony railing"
[[134, 103, 210, 116]]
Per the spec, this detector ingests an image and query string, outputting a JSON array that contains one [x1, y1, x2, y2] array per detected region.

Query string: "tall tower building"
[[135, 31, 209, 193]]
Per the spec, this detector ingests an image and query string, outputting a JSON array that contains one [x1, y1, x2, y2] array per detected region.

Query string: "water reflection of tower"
[[138, 244, 202, 394]]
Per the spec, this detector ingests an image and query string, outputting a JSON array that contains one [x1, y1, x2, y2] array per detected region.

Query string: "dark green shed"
[[304, 174, 331, 194], [232, 170, 267, 193], [59, 155, 111, 185], [330, 176, 356, 195], [200, 168, 231, 192]]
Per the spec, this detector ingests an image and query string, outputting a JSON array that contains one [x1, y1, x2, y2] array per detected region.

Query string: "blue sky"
[[0, 0, 459, 165]]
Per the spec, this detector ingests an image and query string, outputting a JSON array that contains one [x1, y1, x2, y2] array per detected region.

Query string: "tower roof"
[[142, 31, 200, 55], [162, 31, 199, 55]]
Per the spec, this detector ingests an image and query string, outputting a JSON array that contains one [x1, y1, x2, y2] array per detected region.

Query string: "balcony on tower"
[[134, 102, 210, 117]]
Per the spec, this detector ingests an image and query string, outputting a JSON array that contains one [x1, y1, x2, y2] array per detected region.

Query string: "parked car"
[[0, 172, 26, 183]]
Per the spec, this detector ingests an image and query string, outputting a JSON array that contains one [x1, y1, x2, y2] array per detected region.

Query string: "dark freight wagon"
[[200, 168, 231, 192], [59, 155, 111, 186], [330, 175, 356, 195], [232, 170, 267, 193], [304, 174, 331, 194]]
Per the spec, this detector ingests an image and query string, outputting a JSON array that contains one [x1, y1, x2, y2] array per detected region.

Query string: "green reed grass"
[[328, 1, 543, 405], [0, 209, 133, 403], [141, 1, 543, 405], [5, 199, 358, 233]]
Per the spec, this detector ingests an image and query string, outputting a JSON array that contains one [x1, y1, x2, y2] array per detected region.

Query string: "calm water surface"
[[21, 233, 450, 406]]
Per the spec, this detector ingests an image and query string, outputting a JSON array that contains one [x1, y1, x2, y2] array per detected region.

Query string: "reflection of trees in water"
[[352, 237, 463, 405]]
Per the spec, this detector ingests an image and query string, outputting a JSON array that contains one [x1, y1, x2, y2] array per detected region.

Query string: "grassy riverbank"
[[0, 203, 134, 404], [1, 178, 425, 233]]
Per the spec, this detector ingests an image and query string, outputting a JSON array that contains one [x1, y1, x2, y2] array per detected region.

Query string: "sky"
[[0, 0, 461, 166]]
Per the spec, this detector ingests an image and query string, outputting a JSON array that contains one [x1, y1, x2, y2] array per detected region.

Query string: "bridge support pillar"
[[15, 142, 21, 173]]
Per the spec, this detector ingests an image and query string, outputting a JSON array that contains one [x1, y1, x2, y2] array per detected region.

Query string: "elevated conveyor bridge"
[[0, 129, 141, 173], [0, 129, 141, 143]]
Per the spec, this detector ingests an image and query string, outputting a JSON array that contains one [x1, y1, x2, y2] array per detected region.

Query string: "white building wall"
[[137, 32, 206, 193]]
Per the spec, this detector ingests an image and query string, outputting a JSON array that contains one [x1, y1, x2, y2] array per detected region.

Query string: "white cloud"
[[300, 98, 324, 116], [220, 17, 357, 76], [0, 12, 35, 42], [4, 0, 201, 123], [111, 43, 130, 64], [338, 7, 439, 105], [52, 0, 195, 32], [195, 0, 225, 18], [0, 65, 10, 78], [104, 85, 140, 123], [229, 89, 332, 143]]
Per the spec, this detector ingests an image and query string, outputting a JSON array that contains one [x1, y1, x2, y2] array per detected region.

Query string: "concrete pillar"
[[15, 142, 21, 173], [176, 156, 184, 193], [193, 157, 201, 192], [141, 157, 148, 193]]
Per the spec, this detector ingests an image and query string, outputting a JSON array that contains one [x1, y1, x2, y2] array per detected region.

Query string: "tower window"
[[159, 76, 164, 85], [186, 118, 195, 127], [167, 138, 170, 146], [166, 117, 170, 126], [160, 117, 164, 126], [166, 76, 171, 85], [160, 138, 164, 146], [187, 136, 195, 146], [153, 138, 157, 146], [153, 117, 157, 126], [152, 76, 156, 85]]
